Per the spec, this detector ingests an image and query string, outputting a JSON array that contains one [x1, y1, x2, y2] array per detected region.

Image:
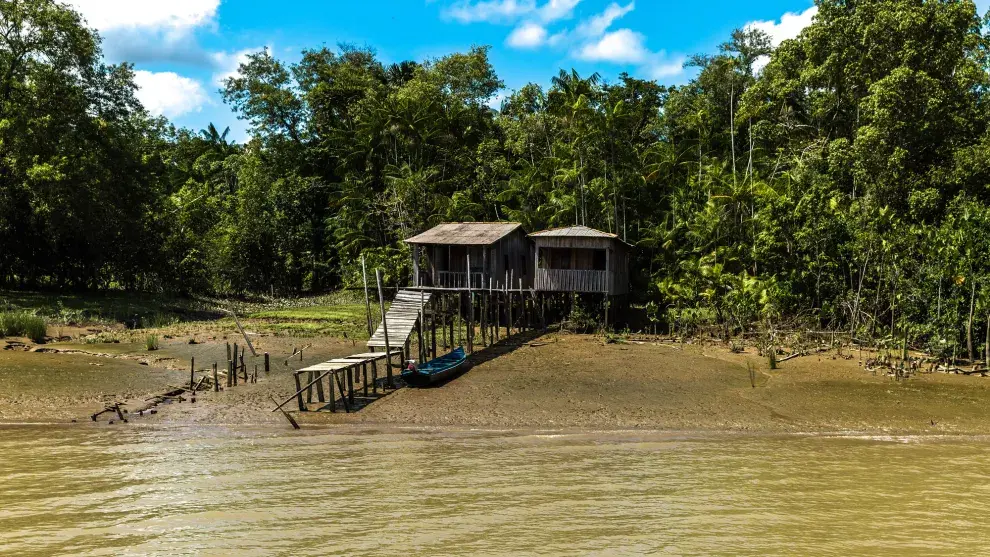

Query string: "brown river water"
[[2, 426, 990, 556]]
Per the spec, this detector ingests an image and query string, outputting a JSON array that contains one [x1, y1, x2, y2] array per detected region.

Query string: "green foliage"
[[0, 312, 47, 343], [145, 334, 160, 351], [5, 0, 990, 355]]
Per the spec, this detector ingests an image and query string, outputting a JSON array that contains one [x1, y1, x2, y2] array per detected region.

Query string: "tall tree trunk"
[[967, 278, 976, 362], [730, 80, 736, 187], [985, 312, 989, 370]]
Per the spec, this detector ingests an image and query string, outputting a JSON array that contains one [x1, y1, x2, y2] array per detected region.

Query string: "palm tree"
[[200, 123, 235, 153]]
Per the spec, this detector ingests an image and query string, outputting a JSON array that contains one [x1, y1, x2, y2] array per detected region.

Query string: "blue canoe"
[[402, 347, 469, 387]]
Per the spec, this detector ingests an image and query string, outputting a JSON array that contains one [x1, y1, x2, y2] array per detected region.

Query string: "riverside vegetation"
[[2, 0, 990, 361]]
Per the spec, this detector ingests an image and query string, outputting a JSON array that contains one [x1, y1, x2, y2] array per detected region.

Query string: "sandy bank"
[[3, 333, 990, 433]]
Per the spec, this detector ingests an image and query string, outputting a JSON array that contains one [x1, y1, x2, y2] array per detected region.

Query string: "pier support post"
[[375, 268, 394, 389], [294, 373, 305, 412]]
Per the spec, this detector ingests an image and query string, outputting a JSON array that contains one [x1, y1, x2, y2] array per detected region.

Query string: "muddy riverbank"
[[4, 332, 990, 433]]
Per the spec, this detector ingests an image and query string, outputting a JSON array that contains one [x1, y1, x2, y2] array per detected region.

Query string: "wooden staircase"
[[368, 290, 433, 351]]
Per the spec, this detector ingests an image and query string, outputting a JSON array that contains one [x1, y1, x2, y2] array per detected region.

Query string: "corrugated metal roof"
[[405, 222, 523, 245], [529, 225, 618, 238]]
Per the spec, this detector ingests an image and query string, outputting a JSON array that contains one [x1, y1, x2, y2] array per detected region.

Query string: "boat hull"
[[401, 348, 469, 387]]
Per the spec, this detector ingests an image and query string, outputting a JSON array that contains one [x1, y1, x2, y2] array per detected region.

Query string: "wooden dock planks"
[[368, 290, 433, 350]]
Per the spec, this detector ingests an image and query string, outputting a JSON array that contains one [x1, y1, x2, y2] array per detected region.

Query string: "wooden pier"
[[272, 350, 402, 414]]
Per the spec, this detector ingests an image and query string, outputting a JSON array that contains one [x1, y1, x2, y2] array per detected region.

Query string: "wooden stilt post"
[[492, 278, 499, 342], [362, 255, 374, 337], [449, 295, 455, 348], [431, 297, 437, 358], [445, 295, 450, 348], [294, 372, 305, 411], [372, 360, 379, 395], [503, 272, 509, 338], [522, 287, 528, 332], [315, 368, 326, 402], [363, 362, 369, 397], [604, 294, 610, 332], [227, 360, 233, 388], [264, 352, 270, 374], [508, 271, 515, 337], [481, 288, 487, 347], [306, 370, 314, 403], [226, 342, 231, 362], [375, 268, 394, 389], [327, 372, 337, 414], [347, 365, 355, 405], [190, 357, 195, 391], [213, 362, 218, 392], [418, 289, 426, 363], [467, 253, 474, 354]]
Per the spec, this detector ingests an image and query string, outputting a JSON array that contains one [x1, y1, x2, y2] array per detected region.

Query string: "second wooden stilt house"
[[529, 225, 631, 295]]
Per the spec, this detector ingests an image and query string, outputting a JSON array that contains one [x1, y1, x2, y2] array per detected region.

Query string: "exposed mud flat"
[[3, 333, 990, 433]]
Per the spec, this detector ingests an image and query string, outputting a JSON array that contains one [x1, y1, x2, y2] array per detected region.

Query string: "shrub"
[[0, 312, 48, 343]]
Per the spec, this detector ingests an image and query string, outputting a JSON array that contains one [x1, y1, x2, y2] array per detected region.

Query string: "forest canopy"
[[2, 0, 990, 355]]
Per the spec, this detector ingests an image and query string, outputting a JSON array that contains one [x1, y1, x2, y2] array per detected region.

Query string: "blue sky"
[[63, 0, 888, 141]]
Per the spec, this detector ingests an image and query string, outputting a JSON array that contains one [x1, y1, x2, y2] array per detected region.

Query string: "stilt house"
[[405, 222, 533, 289], [530, 226, 631, 295]]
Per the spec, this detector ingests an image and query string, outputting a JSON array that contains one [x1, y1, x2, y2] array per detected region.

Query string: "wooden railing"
[[434, 271, 485, 289], [535, 269, 611, 293]]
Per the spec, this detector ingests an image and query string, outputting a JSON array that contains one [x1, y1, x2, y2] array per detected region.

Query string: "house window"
[[592, 249, 607, 271], [549, 248, 571, 269]]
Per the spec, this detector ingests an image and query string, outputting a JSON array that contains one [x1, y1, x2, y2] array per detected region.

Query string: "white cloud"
[[68, 0, 220, 31], [577, 28, 647, 63], [576, 1, 633, 37], [211, 48, 262, 85], [745, 6, 818, 47], [445, 0, 536, 23], [133, 70, 208, 118], [751, 54, 771, 75], [487, 92, 507, 111], [535, 0, 581, 22], [444, 0, 579, 24], [67, 0, 224, 67], [646, 57, 685, 79], [507, 22, 548, 48]]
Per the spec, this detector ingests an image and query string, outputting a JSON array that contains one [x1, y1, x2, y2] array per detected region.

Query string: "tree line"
[[2, 0, 990, 356]]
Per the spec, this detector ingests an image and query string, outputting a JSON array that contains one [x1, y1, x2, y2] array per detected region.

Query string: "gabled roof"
[[529, 225, 634, 247], [405, 222, 524, 245]]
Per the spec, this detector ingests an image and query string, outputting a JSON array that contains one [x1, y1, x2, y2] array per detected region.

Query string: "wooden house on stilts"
[[530, 226, 631, 296], [405, 222, 533, 290]]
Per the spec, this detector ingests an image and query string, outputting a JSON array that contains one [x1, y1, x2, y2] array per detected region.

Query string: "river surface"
[[2, 426, 990, 556]]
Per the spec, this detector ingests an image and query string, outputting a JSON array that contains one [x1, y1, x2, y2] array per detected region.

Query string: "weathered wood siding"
[[414, 228, 532, 289], [532, 236, 630, 295]]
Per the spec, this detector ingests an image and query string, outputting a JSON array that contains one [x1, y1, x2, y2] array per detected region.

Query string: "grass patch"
[[145, 334, 160, 351], [83, 331, 125, 344], [0, 312, 47, 343], [249, 304, 373, 322]]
